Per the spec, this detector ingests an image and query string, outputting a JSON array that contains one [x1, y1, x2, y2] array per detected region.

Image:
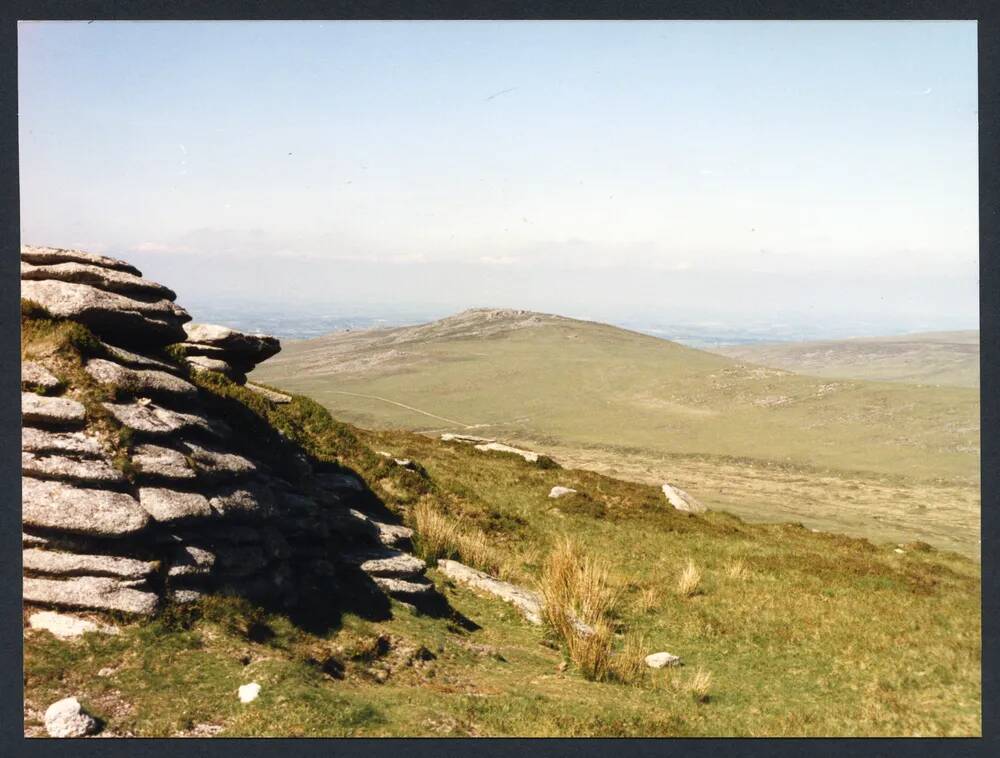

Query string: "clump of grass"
[[637, 585, 660, 613], [413, 499, 508, 577], [686, 667, 713, 703], [610, 631, 648, 685], [538, 537, 633, 682], [725, 557, 750, 581], [675, 559, 703, 598]]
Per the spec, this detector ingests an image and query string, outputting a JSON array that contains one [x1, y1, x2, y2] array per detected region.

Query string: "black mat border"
[[0, 2, 995, 756]]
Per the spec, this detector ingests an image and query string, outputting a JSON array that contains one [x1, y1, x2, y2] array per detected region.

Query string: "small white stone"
[[28, 611, 118, 639], [97, 667, 115, 678], [238, 682, 261, 703], [44, 696, 98, 737], [894, 548, 905, 554], [548, 486, 577, 499], [644, 651, 682, 669]]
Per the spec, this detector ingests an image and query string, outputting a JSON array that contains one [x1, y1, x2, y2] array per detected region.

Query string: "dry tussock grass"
[[538, 537, 645, 683], [726, 557, 750, 581], [413, 499, 509, 577], [676, 559, 703, 598]]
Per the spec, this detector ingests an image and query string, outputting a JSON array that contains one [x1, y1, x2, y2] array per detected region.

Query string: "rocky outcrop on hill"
[[176, 322, 281, 385], [20, 246, 433, 619]]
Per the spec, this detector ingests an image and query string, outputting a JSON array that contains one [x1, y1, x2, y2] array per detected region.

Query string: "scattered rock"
[[183, 323, 281, 361], [21, 361, 62, 392], [28, 610, 118, 639], [208, 482, 275, 519], [185, 354, 242, 380], [237, 682, 261, 703], [23, 477, 149, 537], [139, 487, 213, 522], [440, 433, 495, 444], [25, 575, 159, 615], [97, 667, 116, 678], [243, 382, 292, 403], [474, 441, 540, 462], [23, 548, 157, 579], [436, 559, 544, 625], [22, 393, 86, 428], [661, 483, 706, 514], [371, 576, 436, 596], [98, 341, 181, 373], [85, 358, 198, 400], [44, 696, 99, 737], [644, 651, 682, 668], [548, 486, 577, 498]]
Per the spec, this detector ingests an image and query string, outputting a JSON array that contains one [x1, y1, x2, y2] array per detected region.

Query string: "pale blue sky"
[[18, 21, 979, 333]]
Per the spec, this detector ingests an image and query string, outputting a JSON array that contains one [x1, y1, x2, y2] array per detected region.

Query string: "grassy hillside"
[[712, 331, 980, 388], [24, 389, 982, 737], [252, 310, 980, 557]]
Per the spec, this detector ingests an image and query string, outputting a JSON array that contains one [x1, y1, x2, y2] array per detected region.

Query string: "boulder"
[[238, 682, 261, 704], [43, 696, 99, 738], [340, 548, 426, 578], [661, 483, 706, 514], [436, 559, 544, 625], [185, 354, 242, 380], [22, 478, 149, 537], [372, 576, 435, 596], [21, 260, 176, 301], [28, 610, 118, 639], [22, 452, 126, 486], [21, 279, 189, 346], [21, 361, 61, 392], [182, 323, 281, 361], [131, 444, 196, 481], [644, 651, 682, 668], [138, 487, 213, 522], [23, 548, 157, 579], [244, 382, 292, 404], [475, 441, 539, 462], [85, 358, 198, 400], [24, 575, 158, 615], [22, 244, 142, 276], [22, 393, 86, 428], [372, 521, 414, 548], [548, 486, 577, 498], [21, 428, 103, 458]]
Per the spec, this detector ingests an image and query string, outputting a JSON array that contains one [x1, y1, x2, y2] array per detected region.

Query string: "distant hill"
[[711, 331, 979, 388], [253, 309, 980, 556]]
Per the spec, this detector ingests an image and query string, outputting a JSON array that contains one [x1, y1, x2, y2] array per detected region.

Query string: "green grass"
[[23, 307, 981, 736], [251, 311, 980, 556]]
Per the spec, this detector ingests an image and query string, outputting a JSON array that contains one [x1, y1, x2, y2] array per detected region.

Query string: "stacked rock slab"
[[21, 245, 431, 617], [175, 323, 281, 385]]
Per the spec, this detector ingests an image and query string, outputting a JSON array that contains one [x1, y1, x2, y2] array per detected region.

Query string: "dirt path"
[[326, 390, 474, 428]]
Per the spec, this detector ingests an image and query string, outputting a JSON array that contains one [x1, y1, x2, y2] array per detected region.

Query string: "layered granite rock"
[[177, 322, 281, 384], [20, 245, 435, 617]]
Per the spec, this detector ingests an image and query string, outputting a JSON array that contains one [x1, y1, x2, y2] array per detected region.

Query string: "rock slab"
[[44, 696, 99, 738]]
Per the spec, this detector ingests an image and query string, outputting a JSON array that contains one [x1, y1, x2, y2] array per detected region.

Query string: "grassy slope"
[[712, 331, 980, 388], [252, 312, 980, 556], [24, 424, 981, 737], [23, 308, 980, 737]]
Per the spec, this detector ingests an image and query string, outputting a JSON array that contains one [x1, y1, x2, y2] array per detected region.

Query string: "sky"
[[18, 21, 979, 336]]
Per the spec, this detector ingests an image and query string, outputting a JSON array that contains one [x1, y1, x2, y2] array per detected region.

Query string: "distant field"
[[712, 331, 979, 388], [253, 310, 981, 557]]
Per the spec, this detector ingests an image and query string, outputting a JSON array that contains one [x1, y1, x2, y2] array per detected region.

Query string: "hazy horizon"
[[18, 21, 979, 336]]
